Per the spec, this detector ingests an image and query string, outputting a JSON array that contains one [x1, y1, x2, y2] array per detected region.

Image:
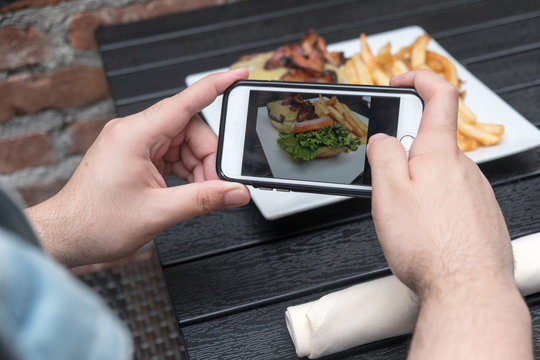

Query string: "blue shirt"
[[0, 187, 133, 359]]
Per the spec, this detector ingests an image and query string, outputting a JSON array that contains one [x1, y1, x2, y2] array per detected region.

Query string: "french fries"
[[344, 53, 373, 85], [391, 59, 409, 76], [475, 123, 504, 136], [426, 51, 459, 89], [343, 32, 504, 152], [376, 42, 393, 69], [458, 117, 502, 147], [360, 34, 390, 85], [458, 97, 476, 124], [411, 34, 430, 69], [313, 100, 329, 116], [457, 130, 478, 152], [314, 95, 368, 143]]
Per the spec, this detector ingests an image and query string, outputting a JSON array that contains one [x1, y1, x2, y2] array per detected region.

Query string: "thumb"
[[156, 180, 250, 226], [367, 133, 410, 199]]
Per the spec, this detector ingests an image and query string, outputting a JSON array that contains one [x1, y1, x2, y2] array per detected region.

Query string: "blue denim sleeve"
[[0, 227, 133, 360]]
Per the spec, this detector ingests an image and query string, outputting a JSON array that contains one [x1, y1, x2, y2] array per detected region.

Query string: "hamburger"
[[267, 95, 362, 161]]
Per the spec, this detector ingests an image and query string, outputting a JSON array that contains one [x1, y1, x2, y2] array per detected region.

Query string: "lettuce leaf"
[[277, 123, 362, 161]]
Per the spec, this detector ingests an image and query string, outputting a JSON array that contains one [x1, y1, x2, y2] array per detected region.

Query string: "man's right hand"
[[367, 70, 532, 360]]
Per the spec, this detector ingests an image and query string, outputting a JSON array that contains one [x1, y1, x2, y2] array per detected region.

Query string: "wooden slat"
[[95, 0, 333, 48], [480, 146, 540, 186], [436, 14, 540, 61], [155, 196, 371, 267], [313, 0, 538, 45], [115, 97, 161, 117], [495, 178, 540, 239], [499, 86, 540, 126], [467, 48, 540, 91]]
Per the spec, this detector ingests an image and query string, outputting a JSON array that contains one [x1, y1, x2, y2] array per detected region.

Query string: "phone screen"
[[239, 90, 401, 186]]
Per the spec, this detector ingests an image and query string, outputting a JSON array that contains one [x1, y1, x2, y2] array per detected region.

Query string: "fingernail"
[[224, 187, 248, 207], [229, 68, 249, 77], [367, 133, 387, 150]]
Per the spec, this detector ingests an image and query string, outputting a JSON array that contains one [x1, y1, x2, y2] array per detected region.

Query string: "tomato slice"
[[293, 116, 334, 133]]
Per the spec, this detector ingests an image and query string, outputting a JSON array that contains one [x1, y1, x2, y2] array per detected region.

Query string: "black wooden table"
[[97, 0, 540, 358]]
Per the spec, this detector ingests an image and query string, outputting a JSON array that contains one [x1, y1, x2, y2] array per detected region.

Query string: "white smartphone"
[[217, 80, 423, 197]]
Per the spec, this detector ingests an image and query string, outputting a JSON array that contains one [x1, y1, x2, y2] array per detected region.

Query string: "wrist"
[[411, 251, 516, 300], [417, 265, 520, 303], [420, 273, 524, 309], [25, 187, 83, 267], [412, 273, 532, 359], [419, 271, 532, 343]]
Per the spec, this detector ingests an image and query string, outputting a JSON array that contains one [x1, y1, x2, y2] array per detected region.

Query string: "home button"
[[399, 135, 415, 152]]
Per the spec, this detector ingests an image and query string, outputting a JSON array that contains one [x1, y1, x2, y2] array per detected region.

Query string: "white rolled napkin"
[[285, 233, 540, 359]]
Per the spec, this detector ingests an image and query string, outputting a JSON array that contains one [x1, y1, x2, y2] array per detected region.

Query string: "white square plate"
[[186, 25, 540, 220]]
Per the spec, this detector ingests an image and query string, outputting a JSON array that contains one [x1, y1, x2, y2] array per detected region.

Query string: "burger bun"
[[316, 146, 346, 158]]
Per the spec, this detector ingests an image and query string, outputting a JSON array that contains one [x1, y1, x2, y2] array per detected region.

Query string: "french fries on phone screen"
[[232, 30, 504, 152], [314, 95, 368, 144]]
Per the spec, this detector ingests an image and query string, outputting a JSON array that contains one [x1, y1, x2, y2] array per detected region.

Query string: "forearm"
[[409, 277, 532, 360]]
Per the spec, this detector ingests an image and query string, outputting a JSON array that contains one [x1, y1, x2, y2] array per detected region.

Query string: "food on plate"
[[267, 94, 362, 161], [341, 33, 504, 152], [231, 30, 346, 83], [358, 33, 390, 86], [455, 97, 503, 150], [230, 52, 287, 80], [232, 30, 505, 152], [426, 51, 459, 89]]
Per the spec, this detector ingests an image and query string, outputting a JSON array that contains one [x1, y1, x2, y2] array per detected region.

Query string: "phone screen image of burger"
[[241, 90, 400, 186]]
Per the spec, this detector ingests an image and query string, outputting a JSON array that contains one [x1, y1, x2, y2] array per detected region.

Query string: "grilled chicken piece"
[[264, 30, 345, 83]]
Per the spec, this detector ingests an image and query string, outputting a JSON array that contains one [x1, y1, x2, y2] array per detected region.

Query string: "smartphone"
[[217, 80, 423, 197]]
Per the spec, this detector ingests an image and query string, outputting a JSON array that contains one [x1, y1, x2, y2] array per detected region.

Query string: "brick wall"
[[0, 0, 239, 206]]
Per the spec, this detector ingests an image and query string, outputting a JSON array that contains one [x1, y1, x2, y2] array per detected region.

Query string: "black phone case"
[[217, 80, 422, 198]]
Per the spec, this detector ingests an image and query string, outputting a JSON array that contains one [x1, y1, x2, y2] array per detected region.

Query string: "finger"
[[141, 68, 248, 138], [168, 157, 219, 182], [163, 144, 180, 162], [162, 114, 218, 175], [179, 143, 199, 173], [154, 157, 166, 175], [183, 114, 221, 181], [367, 133, 410, 198], [202, 152, 219, 181], [155, 180, 251, 226], [183, 114, 219, 163], [169, 161, 190, 180], [390, 70, 458, 147], [191, 164, 206, 183], [176, 139, 219, 182]]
